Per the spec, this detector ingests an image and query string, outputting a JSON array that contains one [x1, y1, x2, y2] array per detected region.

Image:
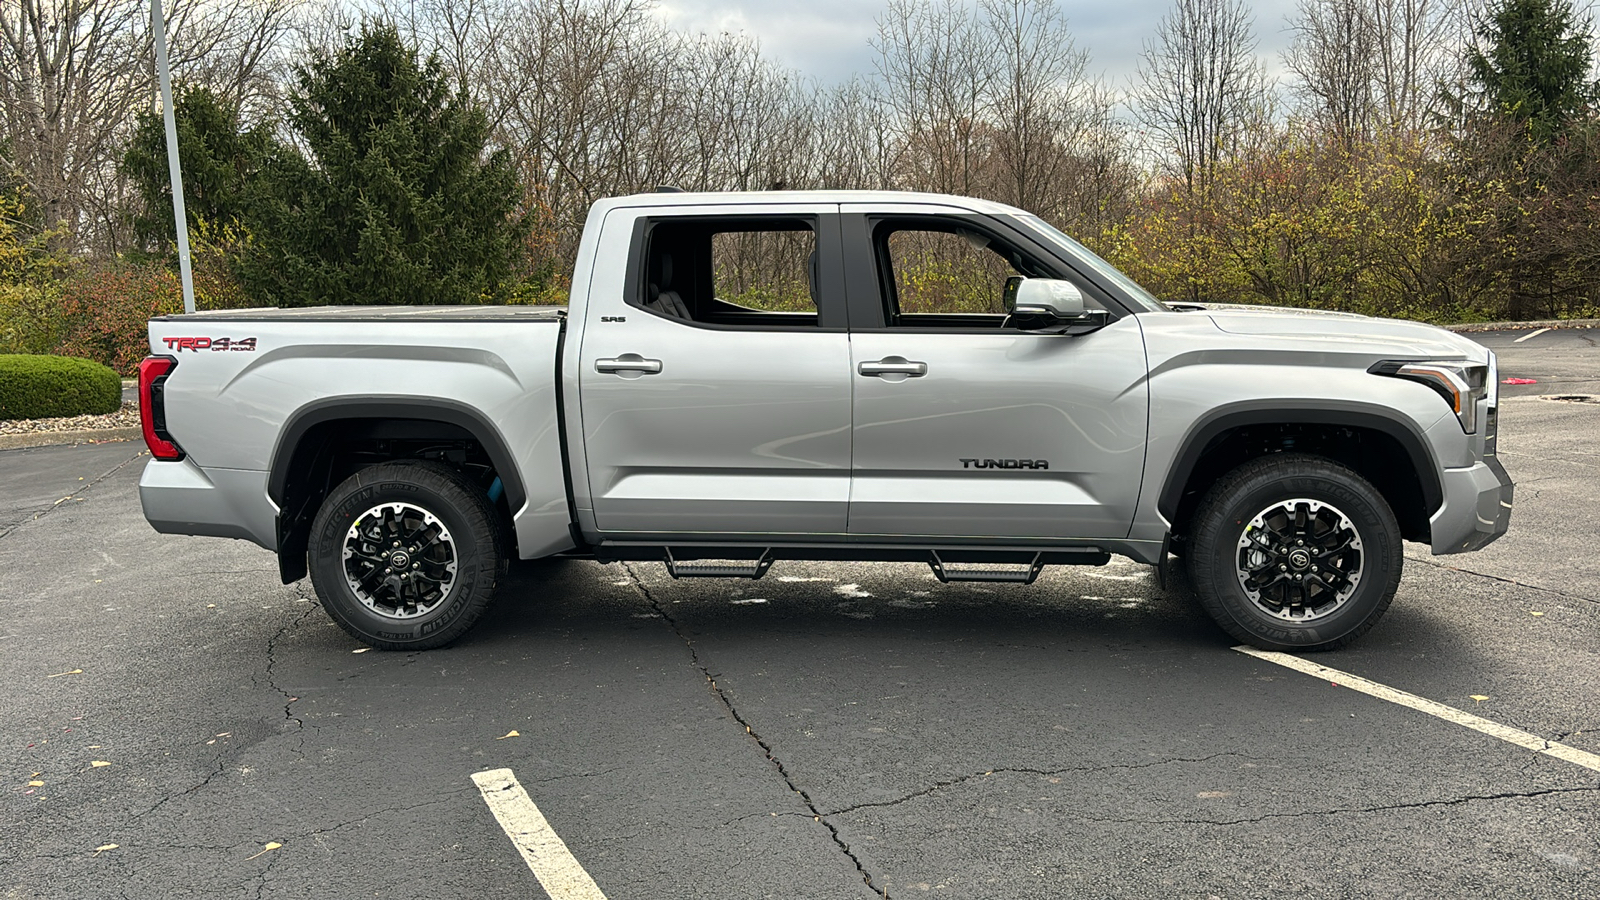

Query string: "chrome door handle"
[[858, 357, 927, 377], [595, 354, 663, 375]]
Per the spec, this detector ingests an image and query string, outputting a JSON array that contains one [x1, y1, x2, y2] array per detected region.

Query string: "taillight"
[[138, 355, 184, 460]]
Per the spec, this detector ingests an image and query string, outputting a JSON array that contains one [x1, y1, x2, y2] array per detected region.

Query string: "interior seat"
[[646, 252, 691, 319]]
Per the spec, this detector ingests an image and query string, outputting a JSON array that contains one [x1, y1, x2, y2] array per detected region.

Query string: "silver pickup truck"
[[137, 190, 1512, 652]]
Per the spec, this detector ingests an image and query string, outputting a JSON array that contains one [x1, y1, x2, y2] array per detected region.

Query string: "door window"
[[872, 219, 1096, 330], [630, 217, 834, 328]]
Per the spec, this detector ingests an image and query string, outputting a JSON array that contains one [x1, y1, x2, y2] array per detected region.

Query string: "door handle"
[[858, 357, 927, 378], [595, 354, 663, 375]]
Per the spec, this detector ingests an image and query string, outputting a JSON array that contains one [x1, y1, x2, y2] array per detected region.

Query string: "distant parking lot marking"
[[1234, 646, 1600, 774], [1514, 327, 1553, 343], [471, 768, 609, 900]]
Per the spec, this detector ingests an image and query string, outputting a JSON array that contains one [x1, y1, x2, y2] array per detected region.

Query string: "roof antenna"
[[655, 185, 685, 193]]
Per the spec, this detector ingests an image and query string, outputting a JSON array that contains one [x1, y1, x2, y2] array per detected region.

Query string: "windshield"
[[1014, 215, 1168, 312]]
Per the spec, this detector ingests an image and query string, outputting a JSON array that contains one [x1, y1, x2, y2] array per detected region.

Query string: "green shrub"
[[53, 256, 255, 375], [0, 354, 122, 420]]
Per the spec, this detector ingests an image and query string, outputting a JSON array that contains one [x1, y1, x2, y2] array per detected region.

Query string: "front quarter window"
[[1014, 215, 1168, 312]]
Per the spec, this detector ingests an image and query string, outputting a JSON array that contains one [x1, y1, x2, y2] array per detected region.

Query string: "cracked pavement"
[[2, 328, 1598, 898]]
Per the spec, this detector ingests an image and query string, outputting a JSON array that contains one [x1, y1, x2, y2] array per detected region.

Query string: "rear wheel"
[[308, 461, 505, 650], [1187, 454, 1402, 651]]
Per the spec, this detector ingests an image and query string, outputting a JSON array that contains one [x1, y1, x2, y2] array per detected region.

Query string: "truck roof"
[[596, 189, 1030, 216]]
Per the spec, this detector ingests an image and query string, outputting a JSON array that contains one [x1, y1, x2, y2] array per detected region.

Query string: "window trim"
[[621, 212, 848, 332], [841, 212, 1132, 333]]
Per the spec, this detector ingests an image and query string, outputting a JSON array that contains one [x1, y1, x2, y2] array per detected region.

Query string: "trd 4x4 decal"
[[162, 337, 257, 352]]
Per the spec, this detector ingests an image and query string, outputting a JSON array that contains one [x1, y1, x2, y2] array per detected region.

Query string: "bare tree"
[[0, 1, 146, 247], [873, 0, 997, 195], [1371, 0, 1457, 134], [1286, 0, 1377, 145], [1286, 0, 1457, 141], [0, 0, 299, 251], [1136, 0, 1268, 191], [982, 0, 1092, 212]]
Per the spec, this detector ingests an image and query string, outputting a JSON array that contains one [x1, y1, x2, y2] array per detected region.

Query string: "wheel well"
[[272, 416, 517, 583], [1168, 423, 1433, 545]]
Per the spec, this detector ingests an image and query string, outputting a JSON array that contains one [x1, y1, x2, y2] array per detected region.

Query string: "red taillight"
[[138, 355, 184, 460]]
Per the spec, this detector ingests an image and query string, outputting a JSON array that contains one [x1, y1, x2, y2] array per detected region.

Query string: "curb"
[[1445, 318, 1600, 333], [0, 427, 143, 451]]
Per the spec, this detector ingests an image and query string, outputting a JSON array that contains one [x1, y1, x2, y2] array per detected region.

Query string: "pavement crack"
[[266, 588, 322, 753], [0, 449, 144, 542], [622, 563, 889, 899], [1406, 556, 1598, 605], [304, 790, 474, 838], [1083, 785, 1600, 827], [821, 752, 1259, 817]]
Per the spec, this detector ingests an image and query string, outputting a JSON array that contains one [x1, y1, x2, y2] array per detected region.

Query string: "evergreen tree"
[[241, 22, 525, 307], [121, 87, 273, 249], [1466, 0, 1597, 145]]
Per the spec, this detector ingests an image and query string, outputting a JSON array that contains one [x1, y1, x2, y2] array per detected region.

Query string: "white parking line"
[[472, 768, 609, 900], [1514, 327, 1552, 343], [1233, 646, 1600, 774]]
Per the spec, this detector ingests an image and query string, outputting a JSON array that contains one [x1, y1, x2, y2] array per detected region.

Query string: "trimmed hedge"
[[0, 354, 123, 420]]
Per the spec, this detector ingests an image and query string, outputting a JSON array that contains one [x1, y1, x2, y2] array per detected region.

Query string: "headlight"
[[1370, 359, 1490, 433]]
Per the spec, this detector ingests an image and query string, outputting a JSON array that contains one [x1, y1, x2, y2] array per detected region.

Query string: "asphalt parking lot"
[[3, 327, 1597, 898]]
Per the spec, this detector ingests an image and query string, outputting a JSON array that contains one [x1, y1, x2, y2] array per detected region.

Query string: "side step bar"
[[663, 548, 774, 580], [929, 551, 1045, 585], [613, 543, 1111, 582]]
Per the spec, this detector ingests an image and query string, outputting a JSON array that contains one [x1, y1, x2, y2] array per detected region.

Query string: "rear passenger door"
[[841, 207, 1150, 540], [578, 205, 854, 537]]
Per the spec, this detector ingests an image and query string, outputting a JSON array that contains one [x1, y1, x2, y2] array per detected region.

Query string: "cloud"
[[651, 0, 1304, 89]]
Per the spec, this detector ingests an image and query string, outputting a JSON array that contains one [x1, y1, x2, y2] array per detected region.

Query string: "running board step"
[[929, 551, 1046, 585], [663, 548, 774, 580]]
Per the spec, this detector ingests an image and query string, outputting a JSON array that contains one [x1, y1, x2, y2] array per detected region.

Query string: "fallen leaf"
[[206, 604, 217, 609], [47, 669, 84, 678], [1470, 695, 1490, 702], [496, 730, 520, 740], [28, 780, 43, 787], [90, 760, 111, 768], [93, 844, 117, 856], [351, 648, 370, 654], [244, 841, 282, 861]]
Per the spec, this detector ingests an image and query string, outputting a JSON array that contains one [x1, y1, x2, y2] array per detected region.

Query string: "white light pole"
[[151, 0, 195, 315]]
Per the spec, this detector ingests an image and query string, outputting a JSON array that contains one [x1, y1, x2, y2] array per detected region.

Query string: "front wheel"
[[1187, 454, 1402, 651], [308, 461, 506, 650]]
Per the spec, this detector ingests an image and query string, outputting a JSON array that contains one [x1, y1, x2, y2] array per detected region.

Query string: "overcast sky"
[[651, 0, 1308, 94]]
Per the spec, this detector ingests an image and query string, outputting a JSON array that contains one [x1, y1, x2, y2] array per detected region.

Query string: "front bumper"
[[1429, 456, 1513, 554]]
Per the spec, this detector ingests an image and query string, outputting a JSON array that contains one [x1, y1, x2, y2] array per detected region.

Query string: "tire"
[[1186, 453, 1402, 651], [308, 461, 506, 650]]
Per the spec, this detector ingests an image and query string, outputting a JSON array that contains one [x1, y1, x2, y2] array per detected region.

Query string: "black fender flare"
[[268, 397, 527, 583], [1157, 400, 1445, 525]]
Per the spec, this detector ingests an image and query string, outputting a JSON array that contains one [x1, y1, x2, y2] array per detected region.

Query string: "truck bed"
[[152, 305, 566, 322]]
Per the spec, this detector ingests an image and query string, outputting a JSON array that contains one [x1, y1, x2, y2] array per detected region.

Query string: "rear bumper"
[[139, 458, 278, 550], [1429, 457, 1513, 554]]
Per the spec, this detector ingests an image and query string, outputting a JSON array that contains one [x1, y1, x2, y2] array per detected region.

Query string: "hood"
[[1178, 304, 1486, 361]]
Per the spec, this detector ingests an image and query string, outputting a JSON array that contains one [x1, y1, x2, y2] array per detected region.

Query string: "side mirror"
[[1003, 277, 1085, 319]]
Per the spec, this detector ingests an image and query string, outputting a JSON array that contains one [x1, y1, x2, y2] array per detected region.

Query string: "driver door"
[[843, 209, 1150, 540]]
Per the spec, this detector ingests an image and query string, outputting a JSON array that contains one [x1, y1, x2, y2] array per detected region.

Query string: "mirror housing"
[[1004, 277, 1084, 318], [1002, 277, 1108, 333]]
